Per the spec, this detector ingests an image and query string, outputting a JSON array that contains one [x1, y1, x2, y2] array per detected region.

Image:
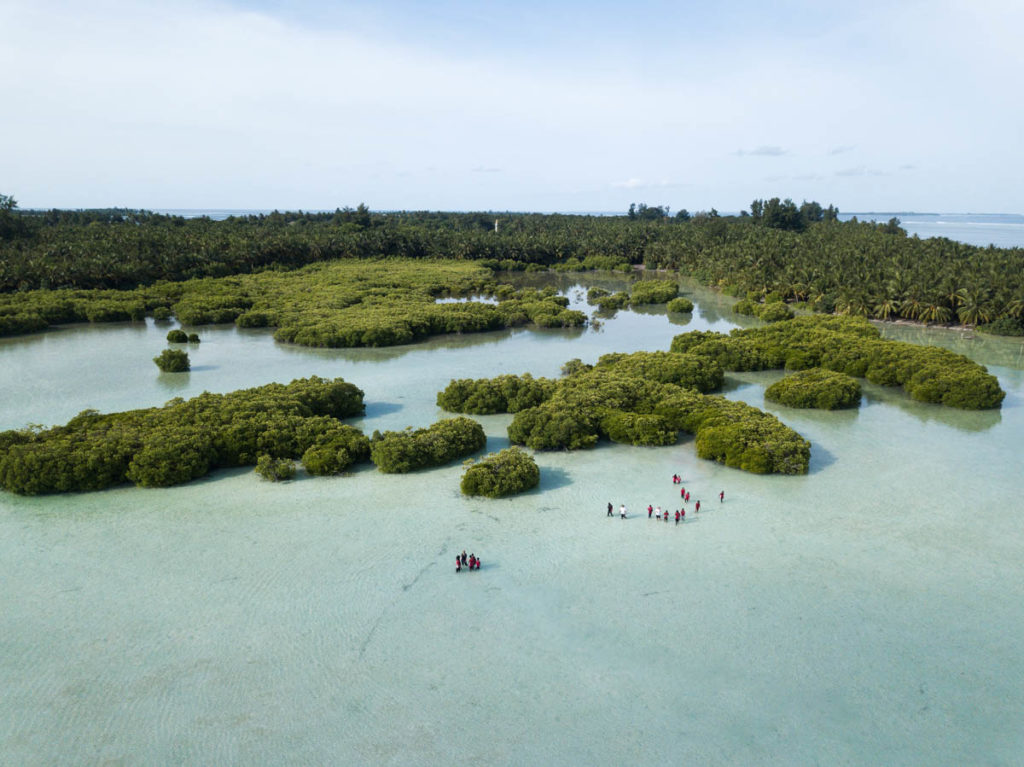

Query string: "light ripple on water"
[[1, 278, 1024, 765]]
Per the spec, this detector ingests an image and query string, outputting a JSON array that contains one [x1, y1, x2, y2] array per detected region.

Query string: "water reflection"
[[156, 371, 191, 392], [861, 384, 1002, 432], [878, 322, 1024, 372]]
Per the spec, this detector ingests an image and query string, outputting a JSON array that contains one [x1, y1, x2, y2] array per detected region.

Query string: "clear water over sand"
[[2, 278, 1023, 765]]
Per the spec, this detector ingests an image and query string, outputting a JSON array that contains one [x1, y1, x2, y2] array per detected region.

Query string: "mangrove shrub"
[[460, 447, 540, 497], [255, 455, 296, 481], [765, 368, 862, 410], [369, 417, 486, 473], [630, 279, 678, 305], [154, 349, 189, 372], [0, 376, 366, 494], [671, 315, 1004, 409], [666, 297, 694, 313]]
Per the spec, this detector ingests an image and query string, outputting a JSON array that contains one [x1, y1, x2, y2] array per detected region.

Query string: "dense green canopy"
[[670, 315, 1004, 409], [0, 376, 365, 494], [765, 368, 862, 410], [461, 447, 540, 498], [369, 417, 487, 473], [439, 355, 810, 475], [0, 259, 585, 346], [2, 203, 1023, 334]]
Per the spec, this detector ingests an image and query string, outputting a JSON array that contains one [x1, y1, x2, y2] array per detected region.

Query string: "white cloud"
[[735, 146, 788, 157], [0, 0, 1021, 212]]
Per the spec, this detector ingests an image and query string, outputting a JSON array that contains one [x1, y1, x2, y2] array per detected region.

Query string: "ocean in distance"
[[156, 209, 1024, 249]]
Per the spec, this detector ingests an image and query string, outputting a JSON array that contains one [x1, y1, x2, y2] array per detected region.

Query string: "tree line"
[[3, 193, 1023, 333]]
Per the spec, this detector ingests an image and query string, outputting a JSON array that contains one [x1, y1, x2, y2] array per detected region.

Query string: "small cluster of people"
[[606, 475, 725, 525], [455, 550, 481, 573], [646, 504, 688, 524]]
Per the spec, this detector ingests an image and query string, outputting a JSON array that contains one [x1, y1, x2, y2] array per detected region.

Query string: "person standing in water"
[[461, 551, 468, 567], [695, 500, 701, 513], [675, 510, 680, 525], [607, 502, 613, 517], [719, 491, 725, 503], [456, 556, 462, 573], [681, 508, 686, 523], [620, 504, 627, 519], [648, 504, 653, 518], [655, 505, 662, 519]]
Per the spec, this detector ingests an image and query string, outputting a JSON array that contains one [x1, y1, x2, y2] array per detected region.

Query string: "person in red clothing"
[[719, 490, 725, 502], [681, 508, 686, 522], [469, 554, 477, 570], [695, 500, 701, 513], [685, 491, 690, 502], [648, 504, 653, 518], [475, 556, 482, 570], [456, 556, 462, 573], [680, 487, 685, 499]]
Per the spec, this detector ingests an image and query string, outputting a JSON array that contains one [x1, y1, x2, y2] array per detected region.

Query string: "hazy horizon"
[[2, 0, 1022, 213]]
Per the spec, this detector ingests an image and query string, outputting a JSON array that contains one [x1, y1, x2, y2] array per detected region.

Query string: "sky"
[[1, 0, 1022, 213]]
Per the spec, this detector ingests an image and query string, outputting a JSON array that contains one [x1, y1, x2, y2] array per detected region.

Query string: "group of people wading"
[[455, 550, 481, 573], [606, 475, 724, 525]]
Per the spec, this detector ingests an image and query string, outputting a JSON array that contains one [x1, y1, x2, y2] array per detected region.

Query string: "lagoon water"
[[2, 277, 1023, 765]]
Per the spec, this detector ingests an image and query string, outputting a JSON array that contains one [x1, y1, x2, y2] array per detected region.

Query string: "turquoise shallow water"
[[2, 278, 1023, 765]]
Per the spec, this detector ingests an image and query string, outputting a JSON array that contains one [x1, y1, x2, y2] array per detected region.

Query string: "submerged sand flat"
[[1, 280, 1022, 765]]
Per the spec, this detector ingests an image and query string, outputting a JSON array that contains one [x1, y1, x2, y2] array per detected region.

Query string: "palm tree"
[[1006, 295, 1024, 319], [958, 289, 993, 326], [920, 304, 952, 324], [900, 295, 923, 321], [873, 297, 900, 320]]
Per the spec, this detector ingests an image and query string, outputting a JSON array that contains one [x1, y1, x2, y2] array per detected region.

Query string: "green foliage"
[[666, 297, 693, 313], [629, 279, 678, 305], [978, 317, 1024, 336], [593, 350, 723, 392], [369, 417, 486, 473], [757, 302, 795, 322], [507, 405, 600, 450], [255, 455, 296, 481], [628, 203, 670, 220], [596, 292, 630, 311], [733, 298, 758, 316], [152, 306, 172, 321], [600, 412, 677, 446], [300, 425, 371, 475], [154, 349, 189, 372], [0, 260, 584, 346], [436, 374, 557, 414], [734, 298, 794, 322], [670, 315, 1004, 409], [1, 204, 1022, 338], [126, 429, 216, 487], [765, 368, 862, 410], [0, 376, 365, 494], [460, 447, 540, 497], [187, 333, 201, 343], [560, 358, 592, 377], [166, 329, 188, 343], [438, 359, 809, 474]]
